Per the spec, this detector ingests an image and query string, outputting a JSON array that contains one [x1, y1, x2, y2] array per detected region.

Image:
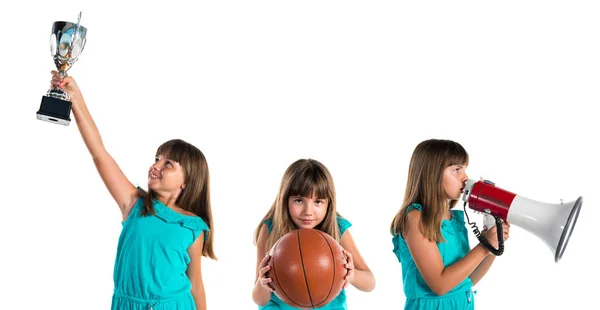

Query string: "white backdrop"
[[1, 1, 598, 309]]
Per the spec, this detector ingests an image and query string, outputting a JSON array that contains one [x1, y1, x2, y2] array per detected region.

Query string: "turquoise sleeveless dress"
[[259, 217, 352, 310], [392, 204, 475, 310], [112, 196, 209, 309]]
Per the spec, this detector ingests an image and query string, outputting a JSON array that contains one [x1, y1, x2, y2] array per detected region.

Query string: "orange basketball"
[[267, 228, 347, 309]]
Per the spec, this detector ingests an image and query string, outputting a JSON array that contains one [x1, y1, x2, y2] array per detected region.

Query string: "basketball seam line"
[[272, 237, 306, 308], [314, 230, 336, 307], [298, 229, 315, 308]]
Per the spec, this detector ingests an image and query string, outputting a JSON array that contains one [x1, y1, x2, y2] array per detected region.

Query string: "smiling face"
[[442, 164, 468, 200], [287, 193, 328, 229], [148, 154, 186, 193]]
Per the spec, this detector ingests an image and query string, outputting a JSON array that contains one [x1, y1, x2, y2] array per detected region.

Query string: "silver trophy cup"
[[36, 12, 87, 126]]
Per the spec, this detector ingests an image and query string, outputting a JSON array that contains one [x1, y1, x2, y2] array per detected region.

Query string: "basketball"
[[267, 228, 347, 309]]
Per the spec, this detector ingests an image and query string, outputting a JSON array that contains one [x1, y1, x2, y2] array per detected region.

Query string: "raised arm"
[[51, 71, 138, 220]]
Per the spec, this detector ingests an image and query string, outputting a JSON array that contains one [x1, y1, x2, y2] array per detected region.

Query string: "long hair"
[[254, 159, 341, 250], [390, 139, 469, 242], [138, 139, 216, 259]]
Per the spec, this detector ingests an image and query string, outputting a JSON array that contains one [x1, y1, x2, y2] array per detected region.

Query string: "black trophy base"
[[37, 95, 72, 126]]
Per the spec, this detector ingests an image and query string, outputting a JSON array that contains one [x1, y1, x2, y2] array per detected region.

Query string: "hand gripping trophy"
[[36, 12, 87, 126]]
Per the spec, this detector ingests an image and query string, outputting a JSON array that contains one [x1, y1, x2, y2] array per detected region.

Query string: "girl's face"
[[288, 193, 328, 229], [148, 154, 186, 193], [443, 164, 468, 200]]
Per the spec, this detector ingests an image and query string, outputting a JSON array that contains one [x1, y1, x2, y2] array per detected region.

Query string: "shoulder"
[[262, 218, 273, 234], [336, 216, 352, 236], [122, 197, 144, 224], [405, 203, 424, 223], [404, 206, 424, 236], [451, 209, 466, 224], [406, 203, 423, 219], [407, 203, 423, 213]]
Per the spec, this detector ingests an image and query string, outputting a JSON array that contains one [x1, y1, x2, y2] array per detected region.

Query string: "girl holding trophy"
[[50, 71, 216, 310]]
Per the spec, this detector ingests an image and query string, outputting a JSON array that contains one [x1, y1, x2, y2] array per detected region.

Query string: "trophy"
[[36, 12, 87, 126]]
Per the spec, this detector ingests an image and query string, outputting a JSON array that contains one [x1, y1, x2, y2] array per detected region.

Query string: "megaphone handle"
[[477, 216, 505, 256], [462, 201, 505, 256], [483, 213, 496, 230]]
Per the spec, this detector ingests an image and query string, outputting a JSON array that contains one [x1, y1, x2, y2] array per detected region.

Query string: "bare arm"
[[404, 210, 491, 296], [187, 233, 206, 310], [252, 224, 273, 306], [469, 222, 509, 285], [340, 230, 376, 292], [469, 255, 496, 286], [52, 72, 137, 220]]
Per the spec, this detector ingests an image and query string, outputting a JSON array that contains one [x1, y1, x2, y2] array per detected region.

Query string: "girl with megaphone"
[[390, 139, 509, 310]]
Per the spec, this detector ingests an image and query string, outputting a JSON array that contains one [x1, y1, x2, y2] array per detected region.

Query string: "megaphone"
[[461, 179, 582, 262]]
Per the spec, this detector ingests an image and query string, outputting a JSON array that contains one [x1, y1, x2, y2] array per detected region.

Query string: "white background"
[[1, 1, 599, 309]]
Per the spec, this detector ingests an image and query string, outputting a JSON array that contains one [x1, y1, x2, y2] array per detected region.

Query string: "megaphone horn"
[[461, 179, 582, 262]]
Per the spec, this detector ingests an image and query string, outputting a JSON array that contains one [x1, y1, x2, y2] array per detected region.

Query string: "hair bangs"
[[446, 141, 469, 167], [156, 139, 194, 164], [288, 167, 330, 199]]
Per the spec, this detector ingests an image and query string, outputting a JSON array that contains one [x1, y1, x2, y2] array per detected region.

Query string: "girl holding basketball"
[[390, 139, 510, 309], [252, 159, 376, 309], [50, 71, 216, 310]]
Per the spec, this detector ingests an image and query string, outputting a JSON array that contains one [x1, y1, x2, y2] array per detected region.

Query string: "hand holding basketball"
[[342, 249, 354, 289], [258, 253, 274, 292]]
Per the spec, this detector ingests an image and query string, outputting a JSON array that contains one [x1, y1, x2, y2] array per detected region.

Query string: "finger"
[[261, 278, 275, 292], [259, 265, 271, 276], [344, 250, 354, 263], [260, 254, 271, 267], [345, 268, 354, 279]]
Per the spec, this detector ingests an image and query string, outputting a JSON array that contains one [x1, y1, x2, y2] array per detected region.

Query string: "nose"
[[151, 161, 163, 171], [462, 172, 469, 182], [301, 203, 313, 216]]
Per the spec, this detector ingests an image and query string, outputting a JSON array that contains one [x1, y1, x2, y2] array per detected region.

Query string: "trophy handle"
[[63, 11, 83, 78]]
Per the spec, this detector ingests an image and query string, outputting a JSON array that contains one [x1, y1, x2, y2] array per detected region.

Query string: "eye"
[[165, 161, 172, 167], [155, 156, 159, 162]]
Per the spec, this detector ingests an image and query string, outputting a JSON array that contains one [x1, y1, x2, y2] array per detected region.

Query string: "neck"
[[155, 191, 180, 209], [443, 200, 452, 220]]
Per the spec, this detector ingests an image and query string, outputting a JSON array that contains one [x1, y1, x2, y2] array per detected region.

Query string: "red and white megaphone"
[[461, 179, 582, 262]]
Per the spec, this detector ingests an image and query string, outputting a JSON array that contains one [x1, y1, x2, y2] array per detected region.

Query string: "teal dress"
[[392, 204, 475, 310], [112, 197, 209, 309], [259, 217, 352, 310]]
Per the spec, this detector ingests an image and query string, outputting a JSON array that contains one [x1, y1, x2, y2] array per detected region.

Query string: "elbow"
[[430, 285, 451, 297], [363, 277, 376, 292], [191, 286, 205, 299], [426, 280, 451, 296], [353, 269, 376, 292], [252, 294, 270, 307], [432, 289, 449, 297], [252, 285, 271, 306]]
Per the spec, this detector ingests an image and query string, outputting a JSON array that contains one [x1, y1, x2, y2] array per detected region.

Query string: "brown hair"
[[254, 159, 342, 250], [138, 139, 216, 259], [390, 139, 469, 242]]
